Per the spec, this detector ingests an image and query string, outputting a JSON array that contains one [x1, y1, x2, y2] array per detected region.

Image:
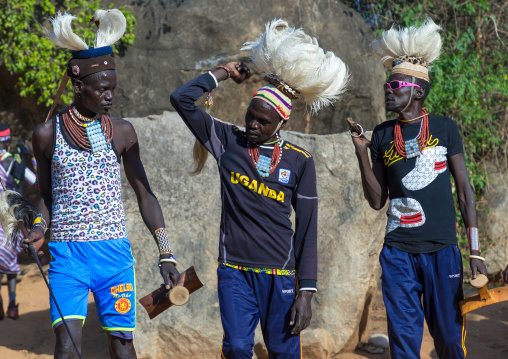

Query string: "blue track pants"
[[217, 265, 301, 359], [380, 245, 466, 359]]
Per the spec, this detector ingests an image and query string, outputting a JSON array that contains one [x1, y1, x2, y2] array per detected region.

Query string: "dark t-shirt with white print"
[[370, 115, 463, 253]]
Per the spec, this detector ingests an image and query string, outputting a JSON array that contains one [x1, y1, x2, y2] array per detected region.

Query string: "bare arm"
[[352, 136, 388, 210], [119, 121, 180, 287], [122, 138, 165, 232], [23, 121, 53, 254], [449, 153, 487, 278]]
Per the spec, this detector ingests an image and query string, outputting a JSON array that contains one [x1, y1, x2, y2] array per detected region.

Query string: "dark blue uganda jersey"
[[170, 73, 318, 289], [370, 115, 463, 253]]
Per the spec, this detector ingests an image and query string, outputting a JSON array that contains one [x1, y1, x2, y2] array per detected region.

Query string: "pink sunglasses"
[[384, 80, 421, 91]]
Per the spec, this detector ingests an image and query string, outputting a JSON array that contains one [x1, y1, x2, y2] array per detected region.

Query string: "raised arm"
[[118, 120, 180, 288], [449, 152, 487, 279], [169, 62, 251, 159]]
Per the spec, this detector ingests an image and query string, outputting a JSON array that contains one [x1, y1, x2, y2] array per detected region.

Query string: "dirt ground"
[[1, 264, 508, 359]]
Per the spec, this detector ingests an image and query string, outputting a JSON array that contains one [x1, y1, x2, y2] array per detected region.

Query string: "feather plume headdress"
[[46, 9, 126, 79], [242, 19, 350, 117], [371, 17, 442, 82], [0, 190, 39, 249]]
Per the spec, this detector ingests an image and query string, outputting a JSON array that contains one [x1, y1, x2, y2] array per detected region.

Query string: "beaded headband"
[[392, 55, 429, 82], [253, 84, 292, 121], [67, 47, 116, 80], [265, 74, 300, 100]]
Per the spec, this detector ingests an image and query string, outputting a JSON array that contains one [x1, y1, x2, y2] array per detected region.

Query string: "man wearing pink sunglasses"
[[349, 19, 487, 359], [383, 80, 421, 92]]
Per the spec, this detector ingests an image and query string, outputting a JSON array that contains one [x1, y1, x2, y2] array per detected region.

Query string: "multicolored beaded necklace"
[[62, 105, 113, 152], [248, 135, 283, 177], [393, 108, 429, 159]]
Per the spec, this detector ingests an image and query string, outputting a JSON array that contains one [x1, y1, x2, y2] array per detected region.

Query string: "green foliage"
[[0, 0, 136, 106]]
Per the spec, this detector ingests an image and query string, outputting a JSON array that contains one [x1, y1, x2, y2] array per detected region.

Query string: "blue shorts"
[[48, 237, 136, 339]]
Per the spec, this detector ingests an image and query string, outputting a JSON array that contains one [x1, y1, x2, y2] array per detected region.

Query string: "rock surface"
[[102, 0, 386, 134], [123, 111, 387, 358], [479, 163, 508, 278]]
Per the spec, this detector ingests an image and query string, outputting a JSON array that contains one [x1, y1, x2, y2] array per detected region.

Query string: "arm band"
[[32, 214, 48, 234], [468, 255, 485, 262], [154, 228, 177, 261], [467, 227, 481, 253], [158, 256, 178, 266]]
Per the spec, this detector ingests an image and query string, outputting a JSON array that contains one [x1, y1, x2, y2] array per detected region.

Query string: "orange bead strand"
[[248, 140, 282, 176], [394, 108, 429, 158]]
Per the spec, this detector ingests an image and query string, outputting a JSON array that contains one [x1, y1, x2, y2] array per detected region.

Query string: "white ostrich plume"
[[0, 191, 38, 249], [93, 9, 127, 48], [46, 12, 88, 51], [0, 191, 19, 248], [46, 9, 126, 51], [371, 17, 442, 69], [242, 19, 350, 114]]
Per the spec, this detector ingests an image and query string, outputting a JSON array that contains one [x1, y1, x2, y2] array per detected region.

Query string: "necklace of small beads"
[[62, 106, 113, 152], [248, 136, 283, 177], [71, 105, 101, 122]]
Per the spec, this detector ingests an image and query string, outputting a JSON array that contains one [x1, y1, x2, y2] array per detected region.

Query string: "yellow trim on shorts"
[[102, 326, 136, 331], [134, 267, 137, 325], [52, 315, 86, 328]]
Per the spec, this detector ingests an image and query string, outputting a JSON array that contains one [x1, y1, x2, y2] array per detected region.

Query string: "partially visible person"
[[0, 123, 37, 320], [503, 265, 508, 283]]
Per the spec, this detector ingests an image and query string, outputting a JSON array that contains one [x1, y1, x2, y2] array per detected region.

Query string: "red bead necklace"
[[62, 106, 113, 152], [393, 108, 429, 158], [248, 138, 282, 176]]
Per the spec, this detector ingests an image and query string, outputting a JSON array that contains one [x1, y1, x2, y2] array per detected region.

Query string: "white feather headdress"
[[0, 191, 39, 249], [93, 9, 127, 48], [242, 19, 350, 114], [46, 9, 126, 51], [371, 17, 442, 81], [46, 12, 88, 51]]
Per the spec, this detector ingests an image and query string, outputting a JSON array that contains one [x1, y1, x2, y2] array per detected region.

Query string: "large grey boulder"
[[103, 0, 386, 134], [1, 0, 385, 139], [122, 111, 387, 358], [479, 164, 508, 279]]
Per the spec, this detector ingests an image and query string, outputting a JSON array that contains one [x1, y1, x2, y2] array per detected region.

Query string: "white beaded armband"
[[154, 228, 172, 255], [467, 227, 481, 253], [154, 228, 177, 266]]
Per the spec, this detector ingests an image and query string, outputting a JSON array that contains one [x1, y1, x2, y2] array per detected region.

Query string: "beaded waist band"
[[219, 262, 295, 276]]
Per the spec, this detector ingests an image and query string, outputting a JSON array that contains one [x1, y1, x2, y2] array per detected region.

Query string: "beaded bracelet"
[[32, 214, 48, 234], [467, 227, 481, 253], [154, 228, 174, 256], [216, 65, 232, 78], [469, 255, 485, 262]]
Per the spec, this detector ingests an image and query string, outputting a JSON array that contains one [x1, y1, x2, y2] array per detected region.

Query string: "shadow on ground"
[[0, 301, 110, 358]]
